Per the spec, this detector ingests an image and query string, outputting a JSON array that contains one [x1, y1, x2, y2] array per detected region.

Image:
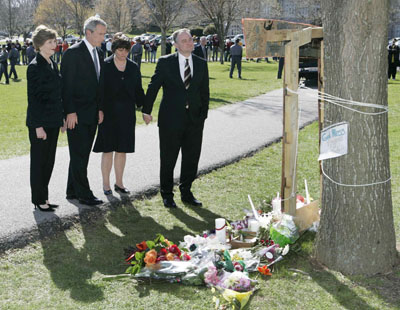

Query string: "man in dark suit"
[[142, 29, 210, 208], [61, 16, 107, 206], [193, 36, 208, 61]]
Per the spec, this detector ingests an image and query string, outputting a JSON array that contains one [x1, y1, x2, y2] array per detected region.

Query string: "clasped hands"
[[142, 113, 152, 125]]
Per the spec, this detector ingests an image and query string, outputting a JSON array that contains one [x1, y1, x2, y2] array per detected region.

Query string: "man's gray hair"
[[83, 16, 107, 35], [172, 28, 191, 44]]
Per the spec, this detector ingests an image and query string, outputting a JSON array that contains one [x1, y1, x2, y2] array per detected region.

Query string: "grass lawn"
[[0, 80, 399, 309], [0, 59, 280, 159]]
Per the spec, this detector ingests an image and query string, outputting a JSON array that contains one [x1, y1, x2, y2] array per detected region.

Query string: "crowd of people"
[[25, 17, 209, 211], [0, 32, 248, 85]]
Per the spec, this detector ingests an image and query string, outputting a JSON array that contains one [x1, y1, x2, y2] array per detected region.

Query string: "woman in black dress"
[[27, 25, 64, 211], [93, 33, 145, 195]]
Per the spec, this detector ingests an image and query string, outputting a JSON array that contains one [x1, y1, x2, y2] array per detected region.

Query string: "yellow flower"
[[221, 289, 253, 310], [166, 252, 175, 261]]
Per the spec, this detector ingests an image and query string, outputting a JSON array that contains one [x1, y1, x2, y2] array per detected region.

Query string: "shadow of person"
[[33, 211, 104, 303], [75, 198, 193, 277]]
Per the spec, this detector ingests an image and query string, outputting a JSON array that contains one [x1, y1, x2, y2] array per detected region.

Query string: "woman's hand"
[[36, 127, 47, 140], [142, 113, 152, 125], [98, 110, 104, 124], [61, 119, 67, 133]]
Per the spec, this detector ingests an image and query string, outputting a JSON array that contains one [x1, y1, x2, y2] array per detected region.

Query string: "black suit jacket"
[[26, 52, 63, 128], [193, 44, 207, 60], [142, 53, 209, 130], [61, 40, 104, 125]]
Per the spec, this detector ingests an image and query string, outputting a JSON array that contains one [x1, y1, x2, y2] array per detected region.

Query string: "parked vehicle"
[[65, 34, 79, 43], [233, 34, 246, 46]]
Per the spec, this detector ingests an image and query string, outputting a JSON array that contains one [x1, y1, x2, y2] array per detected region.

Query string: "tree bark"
[[315, 0, 398, 275]]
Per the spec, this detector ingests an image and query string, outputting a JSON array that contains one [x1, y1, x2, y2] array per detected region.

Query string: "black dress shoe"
[[181, 195, 202, 207], [66, 194, 77, 200], [79, 197, 103, 206], [34, 204, 55, 212], [163, 198, 177, 208], [114, 184, 130, 194]]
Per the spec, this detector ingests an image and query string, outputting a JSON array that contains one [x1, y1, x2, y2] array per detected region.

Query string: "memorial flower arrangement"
[[125, 234, 191, 275]]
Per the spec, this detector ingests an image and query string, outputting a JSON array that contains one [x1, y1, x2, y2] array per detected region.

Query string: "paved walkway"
[[0, 87, 318, 252]]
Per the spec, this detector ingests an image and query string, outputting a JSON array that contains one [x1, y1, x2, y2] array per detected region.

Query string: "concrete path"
[[0, 87, 318, 252]]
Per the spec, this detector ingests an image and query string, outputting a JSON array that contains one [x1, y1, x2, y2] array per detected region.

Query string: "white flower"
[[282, 244, 290, 256]]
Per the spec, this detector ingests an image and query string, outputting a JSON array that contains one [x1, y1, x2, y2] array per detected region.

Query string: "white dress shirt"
[[178, 52, 193, 83], [83, 38, 100, 73]]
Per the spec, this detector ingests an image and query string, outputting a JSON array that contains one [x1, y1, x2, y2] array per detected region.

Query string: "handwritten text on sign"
[[318, 122, 348, 161]]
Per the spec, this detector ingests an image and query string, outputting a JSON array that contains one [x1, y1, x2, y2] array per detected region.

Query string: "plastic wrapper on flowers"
[[134, 260, 208, 286]]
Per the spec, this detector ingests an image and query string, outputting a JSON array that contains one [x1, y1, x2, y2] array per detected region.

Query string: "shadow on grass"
[[33, 195, 225, 303], [291, 232, 400, 310]]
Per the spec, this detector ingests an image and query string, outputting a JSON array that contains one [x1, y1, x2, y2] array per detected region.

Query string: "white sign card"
[[318, 122, 348, 161]]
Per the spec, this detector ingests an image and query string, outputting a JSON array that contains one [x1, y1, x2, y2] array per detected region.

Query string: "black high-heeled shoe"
[[47, 203, 59, 208], [34, 204, 55, 212], [114, 184, 130, 194]]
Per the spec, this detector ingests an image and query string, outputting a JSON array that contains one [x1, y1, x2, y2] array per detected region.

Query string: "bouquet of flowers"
[[125, 234, 191, 275]]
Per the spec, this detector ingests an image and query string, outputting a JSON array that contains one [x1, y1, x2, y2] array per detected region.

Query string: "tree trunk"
[[315, 0, 398, 275], [161, 27, 166, 56]]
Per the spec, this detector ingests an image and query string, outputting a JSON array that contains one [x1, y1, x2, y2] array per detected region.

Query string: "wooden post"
[[318, 40, 324, 202], [281, 33, 300, 215]]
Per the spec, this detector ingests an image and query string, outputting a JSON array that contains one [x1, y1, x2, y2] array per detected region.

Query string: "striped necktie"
[[184, 58, 191, 89]]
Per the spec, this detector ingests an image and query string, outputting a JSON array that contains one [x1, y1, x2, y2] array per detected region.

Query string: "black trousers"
[[277, 57, 284, 79], [133, 54, 142, 70], [9, 60, 18, 79], [0, 61, 9, 83], [388, 63, 397, 79], [29, 127, 59, 205], [66, 123, 97, 199], [230, 56, 242, 78], [159, 116, 204, 199]]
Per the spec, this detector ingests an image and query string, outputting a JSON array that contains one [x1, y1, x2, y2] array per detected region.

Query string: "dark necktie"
[[92, 48, 99, 81], [184, 58, 191, 89]]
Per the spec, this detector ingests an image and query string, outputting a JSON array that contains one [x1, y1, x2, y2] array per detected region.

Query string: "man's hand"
[[36, 127, 47, 140], [98, 110, 104, 124], [66, 112, 78, 129], [142, 113, 152, 125]]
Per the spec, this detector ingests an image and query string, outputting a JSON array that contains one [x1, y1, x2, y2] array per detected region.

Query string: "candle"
[[272, 197, 281, 215], [215, 218, 226, 243], [248, 219, 260, 232]]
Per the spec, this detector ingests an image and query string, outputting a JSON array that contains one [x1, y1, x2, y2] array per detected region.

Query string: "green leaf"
[[155, 234, 165, 243], [125, 266, 133, 274], [146, 240, 156, 249], [135, 251, 145, 261]]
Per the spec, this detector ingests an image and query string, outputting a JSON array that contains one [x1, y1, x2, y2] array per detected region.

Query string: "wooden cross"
[[243, 19, 323, 215]]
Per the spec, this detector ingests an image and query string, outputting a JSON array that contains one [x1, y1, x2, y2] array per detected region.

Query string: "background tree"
[[141, 0, 186, 55], [64, 0, 93, 37], [315, 0, 398, 275], [34, 0, 71, 38], [95, 0, 132, 33], [194, 0, 246, 64], [0, 0, 36, 38]]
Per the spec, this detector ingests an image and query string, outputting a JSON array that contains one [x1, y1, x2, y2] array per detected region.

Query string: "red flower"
[[168, 245, 181, 257], [182, 253, 191, 261], [136, 241, 148, 252], [159, 248, 168, 255], [234, 262, 243, 271], [258, 265, 272, 276]]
